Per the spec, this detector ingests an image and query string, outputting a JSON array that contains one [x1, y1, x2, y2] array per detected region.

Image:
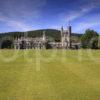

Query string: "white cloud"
[[73, 22, 100, 33], [59, 6, 94, 23], [0, 0, 46, 17], [0, 14, 33, 31], [0, 0, 47, 31], [7, 20, 33, 31], [73, 14, 100, 33], [56, 0, 100, 33], [59, 0, 100, 22]]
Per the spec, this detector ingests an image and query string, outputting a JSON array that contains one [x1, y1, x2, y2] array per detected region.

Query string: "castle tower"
[[60, 25, 72, 49], [61, 26, 64, 47], [42, 31, 46, 42], [61, 26, 63, 37], [42, 31, 46, 49], [67, 26, 71, 48], [61, 26, 68, 49]]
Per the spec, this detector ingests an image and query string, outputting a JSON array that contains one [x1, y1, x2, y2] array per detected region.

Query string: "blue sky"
[[0, 0, 100, 33]]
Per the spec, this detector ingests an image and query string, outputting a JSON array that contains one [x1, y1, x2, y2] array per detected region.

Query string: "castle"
[[14, 31, 46, 49], [13, 25, 81, 49]]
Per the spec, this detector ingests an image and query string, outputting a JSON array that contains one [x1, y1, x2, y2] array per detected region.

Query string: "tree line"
[[81, 29, 100, 49], [0, 29, 99, 49]]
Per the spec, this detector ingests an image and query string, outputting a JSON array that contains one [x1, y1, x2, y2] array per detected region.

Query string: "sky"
[[0, 0, 100, 33]]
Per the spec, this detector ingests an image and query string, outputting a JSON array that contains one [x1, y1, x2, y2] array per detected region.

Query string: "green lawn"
[[0, 50, 100, 100]]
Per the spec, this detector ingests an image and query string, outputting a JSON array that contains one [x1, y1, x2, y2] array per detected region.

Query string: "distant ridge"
[[0, 29, 83, 42]]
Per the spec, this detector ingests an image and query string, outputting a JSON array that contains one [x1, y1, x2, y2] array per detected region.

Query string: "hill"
[[0, 29, 83, 42]]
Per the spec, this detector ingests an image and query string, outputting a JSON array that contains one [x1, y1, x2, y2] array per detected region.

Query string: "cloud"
[[0, 13, 33, 31], [0, 0, 100, 32], [73, 22, 100, 33], [0, 0, 46, 17], [73, 14, 100, 33], [7, 20, 33, 31], [59, 0, 100, 22], [56, 0, 100, 33], [0, 0, 47, 31], [59, 7, 93, 23]]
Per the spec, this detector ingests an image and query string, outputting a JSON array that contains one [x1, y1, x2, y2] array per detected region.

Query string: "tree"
[[81, 29, 99, 49], [1, 40, 13, 49], [45, 41, 52, 49]]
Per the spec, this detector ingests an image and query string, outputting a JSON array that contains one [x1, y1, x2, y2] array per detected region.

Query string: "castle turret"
[[42, 31, 46, 42], [67, 26, 72, 48], [42, 31, 46, 49], [61, 26, 63, 37], [61, 26, 64, 47], [60, 25, 72, 49]]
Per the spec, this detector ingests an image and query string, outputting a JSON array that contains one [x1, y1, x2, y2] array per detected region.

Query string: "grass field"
[[0, 50, 100, 100]]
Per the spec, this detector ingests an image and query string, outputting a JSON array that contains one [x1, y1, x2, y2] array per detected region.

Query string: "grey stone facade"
[[14, 32, 46, 49], [1, 25, 81, 49], [60, 26, 71, 49]]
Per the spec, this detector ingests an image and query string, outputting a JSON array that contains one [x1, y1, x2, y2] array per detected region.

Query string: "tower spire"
[[61, 26, 63, 37], [61, 26, 64, 48], [67, 24, 72, 49]]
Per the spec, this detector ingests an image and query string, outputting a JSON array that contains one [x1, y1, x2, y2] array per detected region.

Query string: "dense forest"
[[0, 29, 82, 42]]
